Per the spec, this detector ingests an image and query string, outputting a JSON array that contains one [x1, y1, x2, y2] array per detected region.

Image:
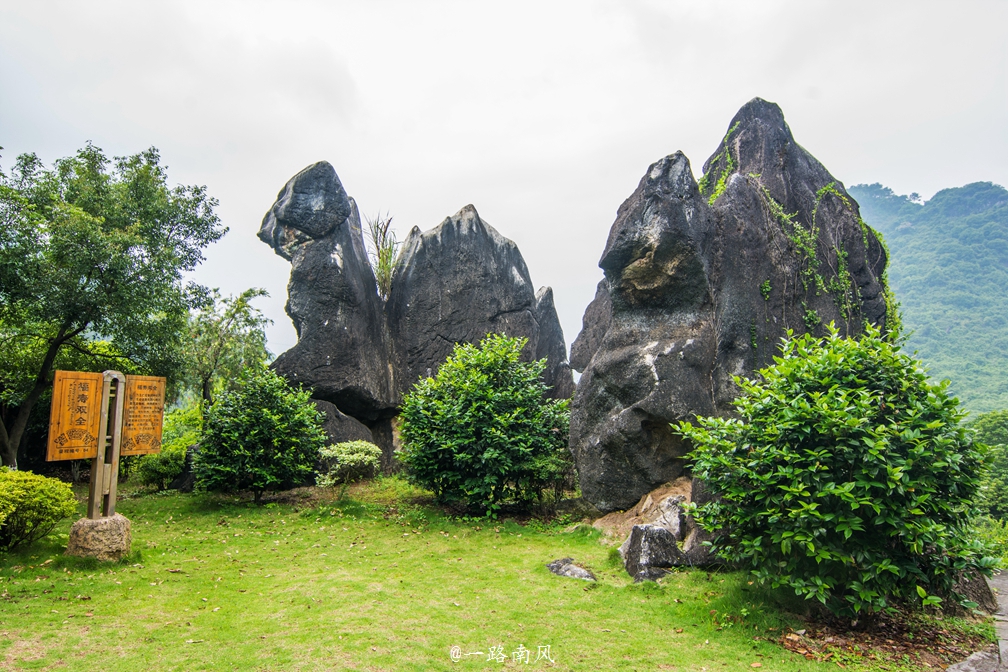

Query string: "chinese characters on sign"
[[119, 375, 166, 456], [46, 371, 103, 461], [449, 644, 554, 664]]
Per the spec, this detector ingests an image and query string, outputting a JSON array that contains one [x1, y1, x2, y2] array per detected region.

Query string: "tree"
[[194, 367, 326, 504], [679, 324, 991, 618], [183, 288, 272, 406], [0, 144, 224, 468], [399, 334, 572, 514]]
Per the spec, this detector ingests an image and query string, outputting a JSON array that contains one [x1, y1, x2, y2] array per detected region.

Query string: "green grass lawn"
[[0, 478, 991, 671]]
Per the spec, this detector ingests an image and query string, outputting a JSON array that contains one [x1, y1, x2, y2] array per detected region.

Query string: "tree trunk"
[[201, 376, 213, 406], [0, 323, 85, 469], [254, 489, 262, 505], [0, 416, 16, 469]]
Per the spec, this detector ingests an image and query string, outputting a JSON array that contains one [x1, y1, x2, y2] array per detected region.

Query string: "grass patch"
[[0, 478, 992, 670]]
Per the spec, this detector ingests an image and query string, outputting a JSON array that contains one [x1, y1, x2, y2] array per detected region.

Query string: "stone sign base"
[[66, 514, 132, 562]]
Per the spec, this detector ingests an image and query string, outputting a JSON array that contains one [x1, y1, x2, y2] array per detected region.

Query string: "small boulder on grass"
[[547, 558, 596, 582]]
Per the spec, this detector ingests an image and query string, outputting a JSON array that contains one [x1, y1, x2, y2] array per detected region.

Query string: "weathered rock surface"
[[386, 205, 573, 403], [311, 399, 373, 445], [260, 162, 392, 421], [620, 525, 683, 582], [262, 174, 576, 451], [66, 514, 132, 562], [546, 558, 597, 582], [598, 478, 718, 573], [569, 279, 612, 373], [571, 98, 890, 512]]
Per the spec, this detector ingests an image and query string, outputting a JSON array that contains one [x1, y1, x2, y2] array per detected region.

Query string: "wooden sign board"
[[120, 375, 166, 456], [46, 371, 103, 461]]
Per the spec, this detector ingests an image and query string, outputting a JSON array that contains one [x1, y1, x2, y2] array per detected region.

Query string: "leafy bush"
[[194, 367, 326, 503], [972, 515, 1008, 568], [679, 324, 991, 618], [0, 469, 78, 551], [400, 333, 572, 514], [136, 402, 202, 490], [971, 410, 1008, 519], [316, 441, 382, 498]]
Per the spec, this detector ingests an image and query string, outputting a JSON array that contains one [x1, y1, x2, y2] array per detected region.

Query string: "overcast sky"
[[2, 1, 1005, 356]]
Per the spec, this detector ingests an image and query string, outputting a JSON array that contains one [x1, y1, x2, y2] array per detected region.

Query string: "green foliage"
[[679, 324, 992, 618], [195, 367, 326, 503], [183, 288, 271, 405], [759, 279, 771, 301], [400, 334, 572, 515], [365, 211, 400, 301], [802, 303, 820, 331], [700, 121, 740, 205], [0, 144, 224, 467], [970, 410, 1008, 519], [972, 515, 1008, 568], [0, 469, 77, 551], [850, 181, 1008, 412], [136, 443, 187, 492], [136, 402, 202, 490], [316, 441, 382, 499]]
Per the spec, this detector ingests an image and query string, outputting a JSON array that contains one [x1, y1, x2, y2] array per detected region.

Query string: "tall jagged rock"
[[569, 279, 611, 373], [258, 162, 392, 421], [386, 205, 574, 403], [571, 98, 890, 512], [261, 174, 575, 464]]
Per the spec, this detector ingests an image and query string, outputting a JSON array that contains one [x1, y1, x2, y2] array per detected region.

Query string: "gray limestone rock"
[[569, 279, 611, 373], [312, 399, 374, 445], [259, 163, 392, 421], [66, 514, 132, 562], [546, 558, 596, 582], [260, 168, 574, 446], [570, 98, 891, 512], [620, 524, 685, 581], [385, 205, 573, 403]]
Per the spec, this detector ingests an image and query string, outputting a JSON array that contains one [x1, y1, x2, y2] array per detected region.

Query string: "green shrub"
[[136, 402, 203, 490], [971, 410, 1008, 519], [194, 367, 326, 503], [679, 324, 992, 618], [972, 515, 1008, 568], [0, 469, 78, 551], [136, 443, 188, 491], [399, 333, 572, 515], [316, 441, 382, 498]]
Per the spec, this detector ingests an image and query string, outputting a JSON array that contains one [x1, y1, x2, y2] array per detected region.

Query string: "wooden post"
[[87, 371, 126, 519]]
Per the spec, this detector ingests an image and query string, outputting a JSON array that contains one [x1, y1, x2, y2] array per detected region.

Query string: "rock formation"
[[259, 162, 390, 423], [386, 205, 575, 403], [260, 163, 574, 462], [546, 558, 597, 582], [570, 98, 891, 512]]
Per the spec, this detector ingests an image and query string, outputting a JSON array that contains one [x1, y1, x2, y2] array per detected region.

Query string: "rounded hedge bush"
[[679, 324, 992, 618], [316, 441, 382, 497], [399, 333, 572, 514], [195, 367, 326, 503], [0, 469, 78, 551]]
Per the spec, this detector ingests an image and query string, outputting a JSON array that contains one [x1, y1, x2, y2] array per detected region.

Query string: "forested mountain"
[[850, 182, 1008, 413]]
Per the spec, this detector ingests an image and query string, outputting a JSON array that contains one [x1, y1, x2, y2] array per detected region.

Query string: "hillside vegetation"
[[850, 182, 1008, 413]]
